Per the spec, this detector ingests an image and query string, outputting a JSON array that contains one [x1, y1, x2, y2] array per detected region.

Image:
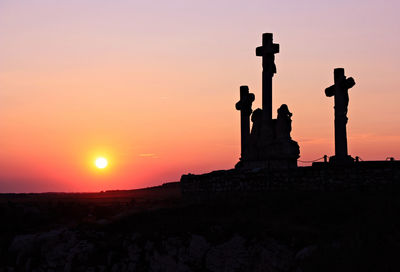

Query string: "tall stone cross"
[[325, 68, 356, 164], [236, 86, 255, 160], [256, 33, 279, 120]]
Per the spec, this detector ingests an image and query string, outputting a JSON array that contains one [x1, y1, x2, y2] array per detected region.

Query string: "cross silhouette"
[[325, 68, 356, 164], [256, 33, 279, 120], [236, 86, 255, 160]]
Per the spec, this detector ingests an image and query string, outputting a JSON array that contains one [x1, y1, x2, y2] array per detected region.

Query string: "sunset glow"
[[0, 0, 399, 192]]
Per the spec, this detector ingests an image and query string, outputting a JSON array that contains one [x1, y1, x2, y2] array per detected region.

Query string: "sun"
[[95, 157, 108, 169]]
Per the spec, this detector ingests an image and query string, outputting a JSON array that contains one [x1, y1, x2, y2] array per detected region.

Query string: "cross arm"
[[236, 93, 255, 111], [325, 77, 356, 97], [256, 44, 280, 56], [342, 77, 355, 89], [325, 85, 336, 97], [248, 93, 255, 103], [235, 101, 242, 110]]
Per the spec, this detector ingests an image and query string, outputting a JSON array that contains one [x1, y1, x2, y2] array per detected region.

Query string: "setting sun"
[[95, 157, 108, 169]]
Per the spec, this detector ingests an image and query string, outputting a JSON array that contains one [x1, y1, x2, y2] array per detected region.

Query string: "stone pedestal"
[[328, 155, 354, 165], [236, 107, 300, 170]]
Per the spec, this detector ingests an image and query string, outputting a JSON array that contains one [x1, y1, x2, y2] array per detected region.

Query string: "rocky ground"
[[1, 186, 400, 271], [4, 228, 296, 272]]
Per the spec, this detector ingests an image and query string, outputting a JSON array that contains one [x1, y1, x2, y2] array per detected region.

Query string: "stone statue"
[[250, 108, 263, 138], [276, 104, 292, 140]]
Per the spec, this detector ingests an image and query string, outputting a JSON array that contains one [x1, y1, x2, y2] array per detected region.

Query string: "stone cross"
[[236, 86, 255, 160], [325, 68, 356, 164], [256, 33, 279, 120]]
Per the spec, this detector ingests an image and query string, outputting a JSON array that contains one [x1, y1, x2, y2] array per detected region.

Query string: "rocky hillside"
[[1, 187, 400, 271]]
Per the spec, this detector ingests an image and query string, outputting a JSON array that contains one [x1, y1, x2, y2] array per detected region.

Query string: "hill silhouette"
[[1, 182, 400, 271]]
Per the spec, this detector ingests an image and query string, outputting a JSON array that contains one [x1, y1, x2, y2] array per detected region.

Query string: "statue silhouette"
[[235, 33, 300, 169], [276, 104, 292, 140]]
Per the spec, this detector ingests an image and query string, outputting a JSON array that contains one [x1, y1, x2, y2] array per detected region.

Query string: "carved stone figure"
[[276, 104, 292, 140], [250, 108, 263, 140]]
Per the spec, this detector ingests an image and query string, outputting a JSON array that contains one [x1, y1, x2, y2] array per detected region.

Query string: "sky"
[[1, 0, 399, 192]]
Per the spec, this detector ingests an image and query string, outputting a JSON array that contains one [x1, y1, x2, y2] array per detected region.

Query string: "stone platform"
[[181, 161, 400, 196]]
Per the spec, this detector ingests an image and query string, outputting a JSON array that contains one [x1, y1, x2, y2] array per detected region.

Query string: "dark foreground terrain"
[[1, 182, 400, 271]]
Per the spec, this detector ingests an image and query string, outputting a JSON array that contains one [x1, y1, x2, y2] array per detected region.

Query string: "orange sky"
[[1, 0, 399, 192]]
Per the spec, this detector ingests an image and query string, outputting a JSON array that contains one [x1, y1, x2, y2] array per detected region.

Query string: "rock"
[[67, 240, 94, 264], [25, 258, 32, 271], [252, 238, 294, 271], [127, 244, 141, 263], [9, 234, 36, 253], [205, 235, 249, 272], [36, 230, 78, 268], [127, 262, 136, 271], [130, 233, 140, 242], [107, 251, 116, 266], [162, 237, 182, 257], [295, 245, 318, 261], [9, 229, 76, 270], [144, 241, 155, 260], [187, 234, 209, 262], [63, 260, 72, 272], [111, 263, 120, 272], [9, 229, 96, 270], [148, 251, 192, 272], [8, 234, 36, 267], [96, 219, 109, 225]]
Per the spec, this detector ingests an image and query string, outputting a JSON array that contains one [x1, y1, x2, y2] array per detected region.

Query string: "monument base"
[[328, 155, 355, 165], [257, 139, 300, 161], [235, 159, 297, 170], [237, 138, 300, 170]]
